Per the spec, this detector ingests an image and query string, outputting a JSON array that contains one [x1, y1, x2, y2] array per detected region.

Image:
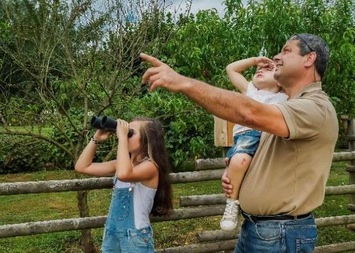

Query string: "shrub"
[[0, 136, 56, 174]]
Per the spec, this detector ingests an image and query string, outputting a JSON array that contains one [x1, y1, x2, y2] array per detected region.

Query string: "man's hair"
[[290, 33, 329, 79]]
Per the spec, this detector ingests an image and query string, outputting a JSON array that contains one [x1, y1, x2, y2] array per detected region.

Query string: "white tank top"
[[114, 180, 157, 229], [233, 82, 288, 136]]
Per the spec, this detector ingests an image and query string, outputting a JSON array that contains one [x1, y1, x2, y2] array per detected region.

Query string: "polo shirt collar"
[[294, 82, 322, 98]]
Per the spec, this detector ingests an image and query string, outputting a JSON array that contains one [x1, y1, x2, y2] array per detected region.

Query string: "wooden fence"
[[1, 118, 355, 252]]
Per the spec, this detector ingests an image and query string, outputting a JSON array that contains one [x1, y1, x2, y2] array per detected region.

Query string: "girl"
[[75, 117, 173, 253]]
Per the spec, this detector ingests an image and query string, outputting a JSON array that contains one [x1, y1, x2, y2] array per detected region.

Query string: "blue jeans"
[[101, 186, 155, 253], [235, 214, 317, 253]]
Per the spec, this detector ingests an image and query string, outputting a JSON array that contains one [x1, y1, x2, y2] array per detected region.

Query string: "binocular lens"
[[128, 129, 134, 138], [101, 116, 116, 130], [91, 116, 102, 129], [91, 116, 134, 138]]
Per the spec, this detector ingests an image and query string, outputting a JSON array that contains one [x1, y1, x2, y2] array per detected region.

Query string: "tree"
[[0, 0, 180, 251], [160, 0, 355, 117], [1, 0, 354, 250]]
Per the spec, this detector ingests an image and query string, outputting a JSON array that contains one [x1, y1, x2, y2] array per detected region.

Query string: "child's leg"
[[220, 153, 252, 231], [227, 153, 253, 200]]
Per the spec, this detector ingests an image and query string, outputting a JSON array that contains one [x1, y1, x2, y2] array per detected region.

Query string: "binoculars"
[[91, 116, 134, 138]]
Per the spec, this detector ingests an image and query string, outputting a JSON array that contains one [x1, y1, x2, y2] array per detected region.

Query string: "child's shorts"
[[226, 130, 261, 160]]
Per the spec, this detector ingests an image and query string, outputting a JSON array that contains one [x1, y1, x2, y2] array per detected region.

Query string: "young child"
[[220, 57, 288, 231], [75, 117, 173, 252]]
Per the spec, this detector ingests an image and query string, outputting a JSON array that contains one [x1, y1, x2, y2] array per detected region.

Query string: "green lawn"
[[0, 161, 354, 252]]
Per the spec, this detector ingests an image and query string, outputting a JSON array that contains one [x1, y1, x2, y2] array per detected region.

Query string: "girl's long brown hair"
[[133, 117, 173, 216]]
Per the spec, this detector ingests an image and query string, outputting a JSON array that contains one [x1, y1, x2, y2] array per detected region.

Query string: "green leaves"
[[1, 0, 355, 173]]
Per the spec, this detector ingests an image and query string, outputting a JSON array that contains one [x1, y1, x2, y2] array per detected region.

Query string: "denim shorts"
[[226, 130, 261, 159]]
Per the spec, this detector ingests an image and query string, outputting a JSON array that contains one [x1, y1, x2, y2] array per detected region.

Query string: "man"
[[141, 33, 338, 252]]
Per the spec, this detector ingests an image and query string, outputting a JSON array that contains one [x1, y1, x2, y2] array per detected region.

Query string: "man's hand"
[[221, 168, 233, 198], [140, 53, 189, 92]]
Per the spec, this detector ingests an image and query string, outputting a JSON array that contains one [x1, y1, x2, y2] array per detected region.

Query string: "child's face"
[[127, 121, 144, 154], [252, 65, 279, 90]]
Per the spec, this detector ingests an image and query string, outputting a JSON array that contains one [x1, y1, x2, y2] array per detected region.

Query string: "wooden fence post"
[[213, 116, 233, 157], [347, 118, 355, 213]]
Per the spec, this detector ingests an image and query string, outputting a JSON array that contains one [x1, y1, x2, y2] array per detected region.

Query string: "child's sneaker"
[[220, 198, 239, 231]]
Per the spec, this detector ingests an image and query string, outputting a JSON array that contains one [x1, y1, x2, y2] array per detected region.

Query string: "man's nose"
[[273, 54, 281, 63]]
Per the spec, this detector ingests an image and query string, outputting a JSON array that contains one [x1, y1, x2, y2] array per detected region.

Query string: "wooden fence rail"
[[1, 150, 355, 252]]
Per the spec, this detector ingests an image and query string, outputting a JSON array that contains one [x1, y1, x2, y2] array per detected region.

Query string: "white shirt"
[[233, 82, 288, 136], [115, 180, 157, 229]]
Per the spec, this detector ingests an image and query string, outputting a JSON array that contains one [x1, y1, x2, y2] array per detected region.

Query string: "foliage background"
[[0, 0, 354, 252], [0, 0, 354, 173]]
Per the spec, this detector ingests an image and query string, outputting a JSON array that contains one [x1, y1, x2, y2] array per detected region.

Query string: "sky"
[[169, 0, 226, 15]]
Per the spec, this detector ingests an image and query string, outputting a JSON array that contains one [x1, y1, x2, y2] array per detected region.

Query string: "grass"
[[0, 162, 355, 252]]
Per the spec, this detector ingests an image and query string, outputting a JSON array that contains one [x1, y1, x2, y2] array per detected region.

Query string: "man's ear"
[[304, 52, 317, 67]]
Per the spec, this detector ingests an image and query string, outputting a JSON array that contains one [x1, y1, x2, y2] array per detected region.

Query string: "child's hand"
[[93, 129, 111, 142], [116, 119, 129, 140], [255, 56, 275, 70]]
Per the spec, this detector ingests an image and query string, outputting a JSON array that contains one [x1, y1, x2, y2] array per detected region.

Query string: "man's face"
[[273, 39, 304, 84]]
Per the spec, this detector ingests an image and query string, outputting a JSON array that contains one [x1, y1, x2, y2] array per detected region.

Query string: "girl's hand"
[[116, 119, 129, 140], [93, 129, 111, 142]]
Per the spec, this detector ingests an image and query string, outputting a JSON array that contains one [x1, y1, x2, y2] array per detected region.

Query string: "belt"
[[241, 210, 311, 222]]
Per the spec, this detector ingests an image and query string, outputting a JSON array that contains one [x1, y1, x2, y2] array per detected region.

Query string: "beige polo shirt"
[[239, 82, 338, 216]]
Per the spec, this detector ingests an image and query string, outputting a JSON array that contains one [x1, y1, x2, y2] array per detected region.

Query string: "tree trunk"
[[80, 229, 97, 253], [78, 190, 97, 253]]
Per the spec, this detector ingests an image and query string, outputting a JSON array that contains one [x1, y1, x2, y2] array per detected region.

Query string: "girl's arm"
[[75, 130, 116, 177], [117, 160, 158, 183]]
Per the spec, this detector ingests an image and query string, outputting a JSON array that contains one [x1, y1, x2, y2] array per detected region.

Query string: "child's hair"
[[132, 117, 173, 216]]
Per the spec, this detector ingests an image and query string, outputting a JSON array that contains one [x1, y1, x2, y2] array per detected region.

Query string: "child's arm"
[[226, 57, 274, 94], [74, 130, 116, 177]]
